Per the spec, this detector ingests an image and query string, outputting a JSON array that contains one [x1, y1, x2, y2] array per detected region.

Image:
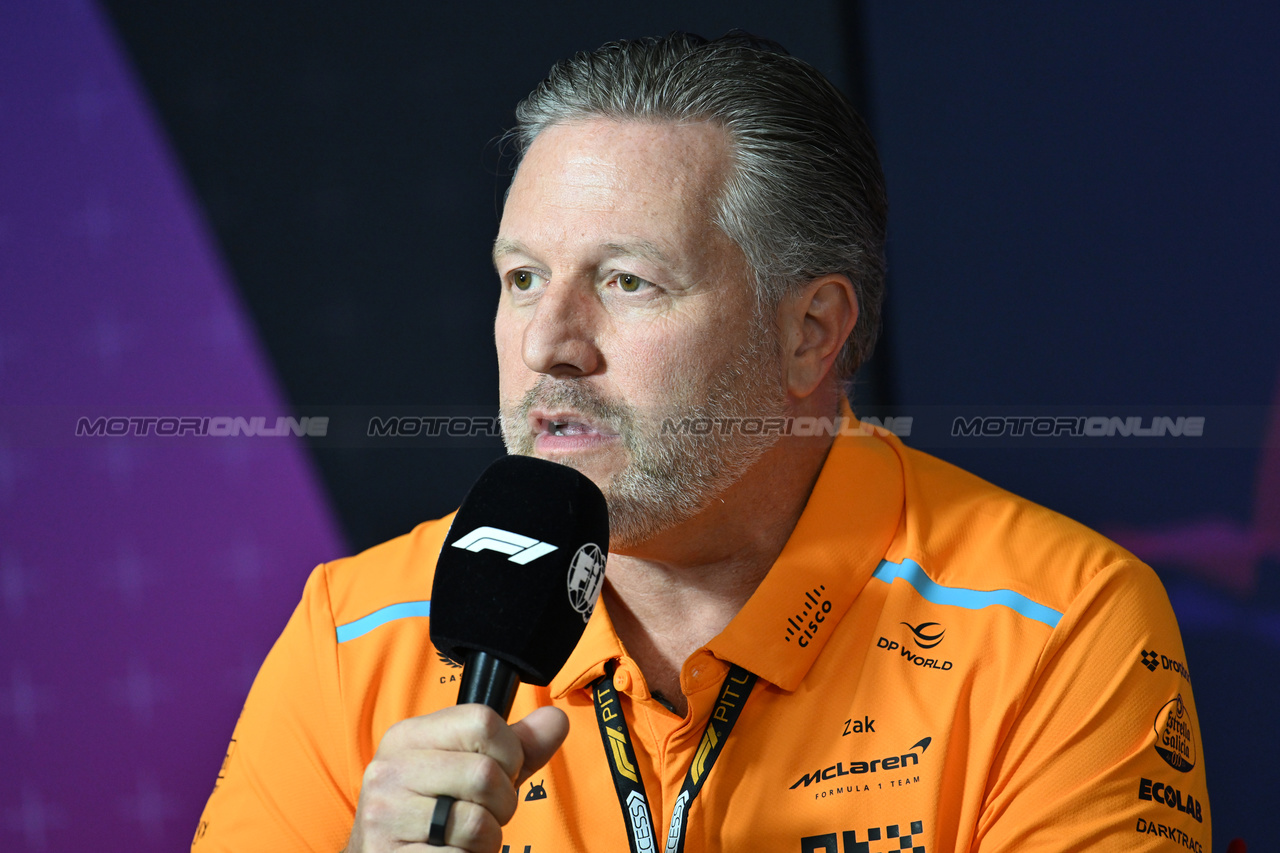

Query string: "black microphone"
[[430, 455, 609, 718]]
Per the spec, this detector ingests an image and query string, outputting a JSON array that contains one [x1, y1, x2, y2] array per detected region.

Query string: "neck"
[[603, 393, 838, 716]]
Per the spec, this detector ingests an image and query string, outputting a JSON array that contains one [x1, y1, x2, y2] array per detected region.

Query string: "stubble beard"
[[500, 317, 787, 549]]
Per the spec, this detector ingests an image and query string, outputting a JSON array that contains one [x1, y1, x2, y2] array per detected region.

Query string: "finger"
[[379, 705, 525, 780], [410, 796, 502, 853], [363, 748, 519, 826], [358, 793, 502, 852], [510, 706, 570, 788]]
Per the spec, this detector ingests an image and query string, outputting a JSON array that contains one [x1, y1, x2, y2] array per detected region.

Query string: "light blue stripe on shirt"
[[871, 558, 1062, 628], [336, 600, 432, 643]]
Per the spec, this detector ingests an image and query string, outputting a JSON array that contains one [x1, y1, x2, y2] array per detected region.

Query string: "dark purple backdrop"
[[0, 4, 344, 848]]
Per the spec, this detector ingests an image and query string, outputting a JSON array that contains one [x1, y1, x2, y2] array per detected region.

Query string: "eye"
[[616, 273, 647, 293], [510, 270, 546, 291]]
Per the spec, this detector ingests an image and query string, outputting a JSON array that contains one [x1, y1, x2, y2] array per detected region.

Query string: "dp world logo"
[[567, 543, 606, 622], [901, 621, 945, 649]]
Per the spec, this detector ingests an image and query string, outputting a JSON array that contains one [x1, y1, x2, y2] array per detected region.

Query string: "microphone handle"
[[456, 650, 520, 719]]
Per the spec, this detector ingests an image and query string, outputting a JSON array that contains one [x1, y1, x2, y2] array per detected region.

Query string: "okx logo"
[[801, 819, 926, 852], [451, 526, 557, 564], [900, 622, 945, 649]]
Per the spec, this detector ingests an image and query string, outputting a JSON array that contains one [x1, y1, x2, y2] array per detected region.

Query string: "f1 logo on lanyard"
[[593, 662, 758, 853]]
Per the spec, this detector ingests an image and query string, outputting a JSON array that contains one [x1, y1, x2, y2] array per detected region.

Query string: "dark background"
[[2, 1, 1274, 849]]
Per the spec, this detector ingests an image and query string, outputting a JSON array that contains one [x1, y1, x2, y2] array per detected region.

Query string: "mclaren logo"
[[901, 621, 945, 649], [451, 526, 558, 564], [790, 737, 932, 789]]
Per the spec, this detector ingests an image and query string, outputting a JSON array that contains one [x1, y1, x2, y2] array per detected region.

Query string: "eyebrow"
[[491, 237, 528, 266], [490, 237, 672, 268], [601, 240, 670, 266]]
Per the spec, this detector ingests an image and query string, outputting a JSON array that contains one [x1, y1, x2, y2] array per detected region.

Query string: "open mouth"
[[548, 420, 599, 437], [532, 410, 619, 442]]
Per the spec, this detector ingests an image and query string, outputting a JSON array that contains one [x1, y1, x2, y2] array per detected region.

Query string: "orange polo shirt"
[[194, 426, 1210, 853]]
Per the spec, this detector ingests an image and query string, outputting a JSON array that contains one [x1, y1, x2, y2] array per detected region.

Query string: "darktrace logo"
[[901, 621, 945, 649], [784, 584, 832, 647], [1153, 695, 1197, 772], [790, 737, 931, 791], [1139, 777, 1204, 823], [1135, 818, 1203, 853], [1139, 648, 1192, 684], [801, 819, 926, 852]]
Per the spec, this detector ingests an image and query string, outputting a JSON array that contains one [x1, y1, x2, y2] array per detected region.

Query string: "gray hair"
[[510, 32, 887, 382]]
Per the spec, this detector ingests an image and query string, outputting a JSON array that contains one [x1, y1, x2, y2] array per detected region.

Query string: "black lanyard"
[[593, 661, 757, 853]]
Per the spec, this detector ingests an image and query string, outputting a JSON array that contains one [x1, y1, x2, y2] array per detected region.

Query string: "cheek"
[[493, 312, 528, 392]]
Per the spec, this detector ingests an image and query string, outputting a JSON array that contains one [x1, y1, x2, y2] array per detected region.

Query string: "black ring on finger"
[[428, 795, 455, 847]]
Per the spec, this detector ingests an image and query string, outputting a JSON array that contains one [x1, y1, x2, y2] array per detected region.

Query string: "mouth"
[[532, 410, 619, 439]]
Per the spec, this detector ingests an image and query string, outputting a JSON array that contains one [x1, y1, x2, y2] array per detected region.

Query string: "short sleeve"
[[973, 560, 1211, 853], [192, 564, 357, 852]]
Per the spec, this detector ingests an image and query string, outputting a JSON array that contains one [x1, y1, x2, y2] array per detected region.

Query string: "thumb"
[[510, 706, 570, 787]]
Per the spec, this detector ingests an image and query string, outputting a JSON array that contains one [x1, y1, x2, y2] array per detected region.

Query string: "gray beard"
[[500, 324, 786, 549]]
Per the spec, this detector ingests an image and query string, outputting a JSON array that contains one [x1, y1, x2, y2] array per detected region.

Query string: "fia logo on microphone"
[[451, 526, 558, 564], [567, 543, 606, 622]]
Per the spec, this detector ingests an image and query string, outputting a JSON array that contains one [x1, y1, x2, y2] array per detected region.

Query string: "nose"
[[521, 279, 603, 378]]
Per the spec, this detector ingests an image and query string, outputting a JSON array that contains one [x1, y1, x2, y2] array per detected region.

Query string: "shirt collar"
[[550, 403, 905, 697]]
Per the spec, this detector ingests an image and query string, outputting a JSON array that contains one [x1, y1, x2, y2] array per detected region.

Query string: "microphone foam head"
[[430, 455, 609, 685]]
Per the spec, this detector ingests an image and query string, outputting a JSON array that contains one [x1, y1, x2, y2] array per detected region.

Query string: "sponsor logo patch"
[[1153, 695, 1197, 772], [1138, 777, 1203, 823], [901, 622, 945, 649], [791, 738, 931, 790], [1135, 817, 1204, 853], [801, 819, 926, 852], [785, 585, 832, 647], [876, 636, 953, 672], [1139, 648, 1192, 684]]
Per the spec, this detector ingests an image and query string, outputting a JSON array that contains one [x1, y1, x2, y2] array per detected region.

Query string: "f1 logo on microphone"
[[451, 526, 558, 565]]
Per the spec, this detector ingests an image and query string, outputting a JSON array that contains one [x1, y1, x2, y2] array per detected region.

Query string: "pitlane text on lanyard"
[[593, 660, 758, 853]]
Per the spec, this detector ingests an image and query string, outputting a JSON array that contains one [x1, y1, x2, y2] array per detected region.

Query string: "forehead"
[[498, 118, 733, 259]]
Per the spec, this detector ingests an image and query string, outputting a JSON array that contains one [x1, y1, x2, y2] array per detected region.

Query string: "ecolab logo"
[[1139, 778, 1204, 823], [790, 738, 931, 789], [451, 527, 557, 565]]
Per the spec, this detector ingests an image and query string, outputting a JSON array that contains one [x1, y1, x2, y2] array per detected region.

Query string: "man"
[[195, 33, 1210, 853]]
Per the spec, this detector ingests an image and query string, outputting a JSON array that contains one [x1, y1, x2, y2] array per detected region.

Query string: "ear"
[[778, 274, 858, 399]]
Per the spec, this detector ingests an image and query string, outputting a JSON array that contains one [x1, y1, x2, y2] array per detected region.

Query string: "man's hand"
[[343, 704, 569, 852]]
